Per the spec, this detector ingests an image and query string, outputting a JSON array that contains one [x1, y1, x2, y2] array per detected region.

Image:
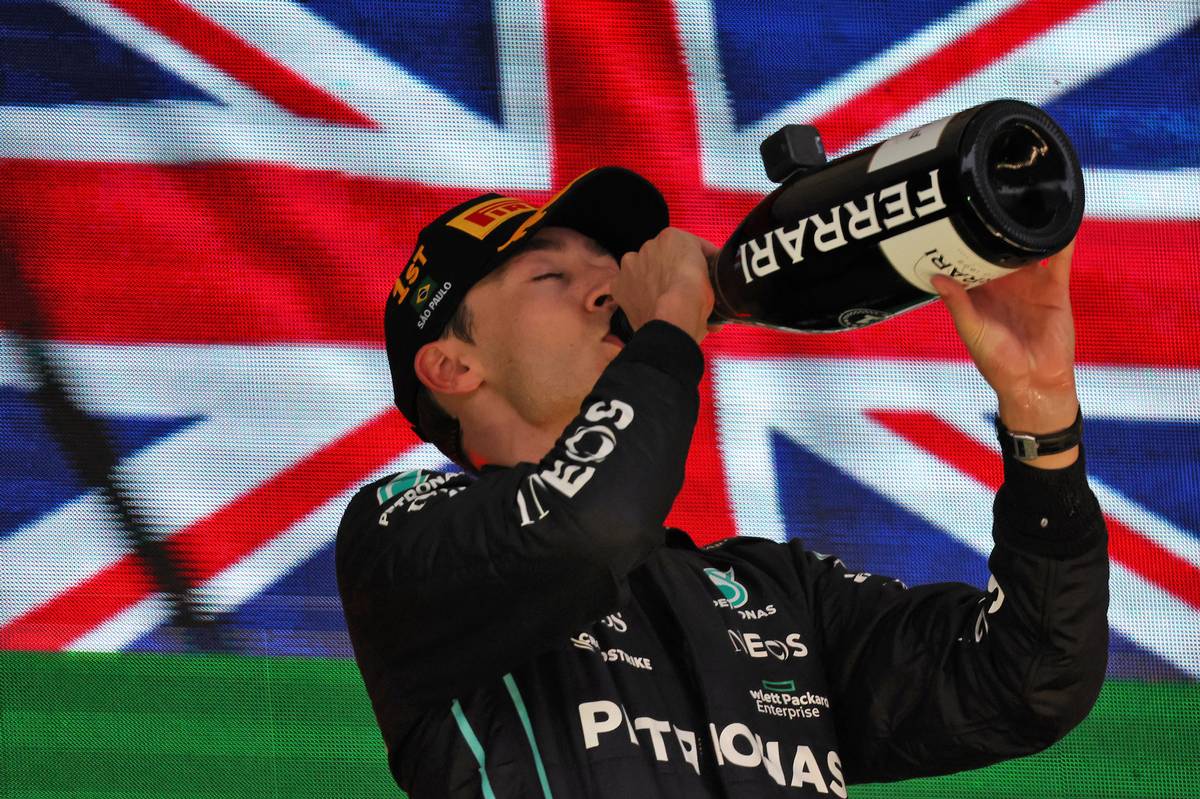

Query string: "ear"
[[413, 339, 483, 397]]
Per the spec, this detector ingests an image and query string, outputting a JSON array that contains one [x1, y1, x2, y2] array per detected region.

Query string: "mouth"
[[607, 308, 634, 347]]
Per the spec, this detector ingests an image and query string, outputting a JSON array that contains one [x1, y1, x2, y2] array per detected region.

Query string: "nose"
[[584, 260, 618, 313]]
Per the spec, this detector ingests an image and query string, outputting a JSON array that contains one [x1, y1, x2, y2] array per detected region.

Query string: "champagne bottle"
[[709, 99, 1084, 331]]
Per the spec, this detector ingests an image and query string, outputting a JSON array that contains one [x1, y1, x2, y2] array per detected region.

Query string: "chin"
[[597, 348, 620, 374]]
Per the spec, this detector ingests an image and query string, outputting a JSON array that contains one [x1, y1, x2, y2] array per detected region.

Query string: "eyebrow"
[[528, 233, 612, 257], [519, 236, 565, 254], [493, 237, 559, 283], [497, 232, 612, 283]]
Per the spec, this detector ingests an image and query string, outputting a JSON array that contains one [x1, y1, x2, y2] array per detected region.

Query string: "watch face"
[[1010, 434, 1041, 461]]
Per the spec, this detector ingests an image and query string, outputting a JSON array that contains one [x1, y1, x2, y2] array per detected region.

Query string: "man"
[[336, 167, 1108, 797]]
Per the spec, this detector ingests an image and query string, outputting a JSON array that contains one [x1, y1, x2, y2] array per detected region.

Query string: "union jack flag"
[[1, 0, 1198, 692]]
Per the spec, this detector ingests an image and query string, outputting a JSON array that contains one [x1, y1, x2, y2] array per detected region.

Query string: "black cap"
[[384, 166, 669, 436]]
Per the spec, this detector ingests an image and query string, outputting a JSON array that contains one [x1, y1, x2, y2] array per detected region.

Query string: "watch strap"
[[995, 407, 1083, 462]]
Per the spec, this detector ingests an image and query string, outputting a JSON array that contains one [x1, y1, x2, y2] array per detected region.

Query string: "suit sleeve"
[[795, 442, 1109, 782], [335, 320, 704, 706]]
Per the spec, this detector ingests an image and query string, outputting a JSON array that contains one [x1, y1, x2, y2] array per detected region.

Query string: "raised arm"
[[797, 445, 1108, 781], [810, 238, 1109, 779]]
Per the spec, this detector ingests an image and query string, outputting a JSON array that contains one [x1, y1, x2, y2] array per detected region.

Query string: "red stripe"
[[0, 409, 419, 652], [105, 0, 376, 128], [2, 160, 1196, 370], [0, 398, 740, 650], [0, 160, 465, 346], [543, 0, 737, 544], [866, 409, 1200, 611], [814, 0, 1102, 152], [666, 371, 739, 546], [544, 0, 704, 195]]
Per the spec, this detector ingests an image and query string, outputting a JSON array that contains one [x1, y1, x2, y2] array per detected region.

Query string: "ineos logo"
[[564, 425, 617, 463], [515, 398, 635, 525], [560, 399, 633, 464], [727, 629, 809, 660]]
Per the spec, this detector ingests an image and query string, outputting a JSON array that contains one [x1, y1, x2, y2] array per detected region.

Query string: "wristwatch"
[[995, 407, 1083, 462]]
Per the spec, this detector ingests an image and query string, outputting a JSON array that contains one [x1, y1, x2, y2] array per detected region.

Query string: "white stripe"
[[711, 355, 1200, 677], [0, 341, 393, 627], [677, 0, 1026, 186], [713, 356, 1003, 548], [68, 445, 450, 651], [0, 492, 130, 628], [47, 0, 289, 116], [0, 102, 547, 186], [708, 362, 790, 543], [1076, 365, 1200, 419], [1082, 168, 1200, 220], [0, 102, 286, 164], [1108, 562, 1200, 676], [0, 335, 39, 391], [494, 0, 553, 176], [185, 0, 552, 177], [680, 0, 1200, 221], [833, 0, 1200, 153], [181, 0, 454, 128], [746, 0, 1029, 143], [1090, 479, 1200, 573], [0, 0, 552, 188]]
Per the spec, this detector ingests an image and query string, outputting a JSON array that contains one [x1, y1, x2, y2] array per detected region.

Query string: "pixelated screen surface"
[[1, 0, 1197, 796]]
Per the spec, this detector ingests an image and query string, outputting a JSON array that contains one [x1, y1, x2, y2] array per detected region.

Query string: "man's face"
[[461, 226, 626, 430]]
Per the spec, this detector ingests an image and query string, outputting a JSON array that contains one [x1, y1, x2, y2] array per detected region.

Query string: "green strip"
[[450, 699, 497, 799], [503, 672, 554, 798], [2, 650, 1197, 798], [850, 678, 1200, 797], [0, 649, 403, 798]]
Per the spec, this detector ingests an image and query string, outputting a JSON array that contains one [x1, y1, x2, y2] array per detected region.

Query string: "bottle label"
[[879, 217, 1013, 293], [867, 116, 952, 173]]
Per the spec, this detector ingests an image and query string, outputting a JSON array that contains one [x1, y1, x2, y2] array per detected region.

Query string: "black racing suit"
[[336, 320, 1109, 798]]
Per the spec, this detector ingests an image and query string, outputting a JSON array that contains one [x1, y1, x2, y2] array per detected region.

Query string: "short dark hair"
[[414, 299, 478, 473]]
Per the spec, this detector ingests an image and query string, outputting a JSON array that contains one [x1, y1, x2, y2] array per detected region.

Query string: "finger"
[[1045, 236, 1076, 287], [931, 274, 984, 344]]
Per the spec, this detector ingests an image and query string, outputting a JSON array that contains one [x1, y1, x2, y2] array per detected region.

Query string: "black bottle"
[[708, 99, 1084, 331]]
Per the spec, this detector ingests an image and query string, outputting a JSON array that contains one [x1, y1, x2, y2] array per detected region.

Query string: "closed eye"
[[533, 272, 565, 281]]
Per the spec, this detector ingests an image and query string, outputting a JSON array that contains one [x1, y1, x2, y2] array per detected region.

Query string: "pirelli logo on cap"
[[446, 197, 537, 239], [497, 169, 596, 253]]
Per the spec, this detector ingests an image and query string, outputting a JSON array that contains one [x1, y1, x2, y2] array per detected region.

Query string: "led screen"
[[1, 1, 1197, 796]]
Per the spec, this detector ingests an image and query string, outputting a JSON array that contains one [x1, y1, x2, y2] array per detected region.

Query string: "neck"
[[457, 394, 563, 468]]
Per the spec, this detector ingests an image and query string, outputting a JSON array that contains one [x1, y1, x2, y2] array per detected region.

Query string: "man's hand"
[[931, 239, 1081, 469], [613, 227, 718, 346]]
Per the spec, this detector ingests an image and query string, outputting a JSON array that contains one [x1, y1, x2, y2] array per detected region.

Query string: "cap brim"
[[512, 166, 669, 261]]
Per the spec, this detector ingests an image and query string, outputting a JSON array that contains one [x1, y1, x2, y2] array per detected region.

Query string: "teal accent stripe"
[[450, 699, 497, 799], [376, 469, 424, 504], [503, 673, 554, 799]]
